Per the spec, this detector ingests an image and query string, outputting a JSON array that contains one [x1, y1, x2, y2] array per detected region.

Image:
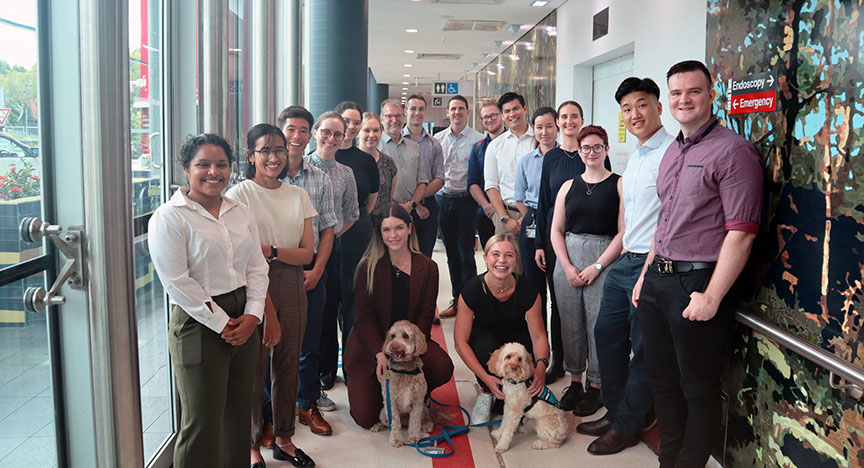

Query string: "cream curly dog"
[[487, 342, 569, 452], [371, 320, 434, 446]]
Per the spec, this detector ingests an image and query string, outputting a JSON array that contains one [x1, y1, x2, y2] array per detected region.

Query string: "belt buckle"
[[657, 257, 674, 274]]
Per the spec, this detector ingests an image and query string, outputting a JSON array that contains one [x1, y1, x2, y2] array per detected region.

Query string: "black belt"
[[628, 252, 648, 258], [653, 256, 716, 274], [438, 191, 469, 198]]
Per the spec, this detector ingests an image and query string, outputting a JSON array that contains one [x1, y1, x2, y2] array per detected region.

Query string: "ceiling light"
[[403, 64, 413, 68], [496, 63, 505, 69], [509, 54, 520, 61], [487, 70, 496, 75], [405, 28, 419, 33], [402, 87, 408, 90], [404, 49, 415, 53], [402, 81, 409, 85], [403, 74, 411, 77], [531, 1, 549, 6]]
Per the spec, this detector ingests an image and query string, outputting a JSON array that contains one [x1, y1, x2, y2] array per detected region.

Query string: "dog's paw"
[[407, 435, 420, 445], [371, 423, 386, 433], [390, 436, 404, 447], [422, 421, 433, 433], [494, 442, 510, 453], [532, 439, 561, 450]]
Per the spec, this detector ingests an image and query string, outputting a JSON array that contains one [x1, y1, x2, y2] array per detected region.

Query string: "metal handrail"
[[736, 311, 864, 398]]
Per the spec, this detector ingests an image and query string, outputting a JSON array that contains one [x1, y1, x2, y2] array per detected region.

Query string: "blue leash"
[[384, 361, 501, 458]]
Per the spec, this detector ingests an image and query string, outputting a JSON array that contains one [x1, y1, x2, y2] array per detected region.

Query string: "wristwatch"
[[269, 245, 278, 260], [500, 215, 511, 224], [411, 200, 417, 210], [594, 262, 603, 271], [535, 357, 549, 367]]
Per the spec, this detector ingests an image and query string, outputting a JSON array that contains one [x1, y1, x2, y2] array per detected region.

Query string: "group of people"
[[148, 58, 763, 468]]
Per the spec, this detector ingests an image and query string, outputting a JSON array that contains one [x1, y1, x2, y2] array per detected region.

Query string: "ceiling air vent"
[[432, 0, 504, 4], [443, 19, 507, 32], [416, 53, 463, 60]]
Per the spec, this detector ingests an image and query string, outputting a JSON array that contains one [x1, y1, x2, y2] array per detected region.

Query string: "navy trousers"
[[413, 195, 440, 258], [518, 208, 547, 323], [436, 193, 477, 298], [595, 252, 653, 436]]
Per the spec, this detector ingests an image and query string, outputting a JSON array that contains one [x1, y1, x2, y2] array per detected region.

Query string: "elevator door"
[[591, 53, 634, 174]]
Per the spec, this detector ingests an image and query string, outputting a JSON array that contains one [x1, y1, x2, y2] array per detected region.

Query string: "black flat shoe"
[[273, 445, 315, 468], [544, 353, 565, 384], [319, 372, 335, 391], [573, 386, 603, 417], [251, 463, 266, 468]]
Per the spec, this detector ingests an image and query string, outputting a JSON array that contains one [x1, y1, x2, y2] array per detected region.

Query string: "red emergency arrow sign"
[[728, 91, 776, 115]]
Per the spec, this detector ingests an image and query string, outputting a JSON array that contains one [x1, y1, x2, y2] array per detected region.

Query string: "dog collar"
[[388, 359, 422, 375]]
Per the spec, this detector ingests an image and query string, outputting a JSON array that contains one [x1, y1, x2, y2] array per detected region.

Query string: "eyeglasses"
[[481, 113, 500, 121], [382, 113, 404, 120], [254, 147, 288, 158], [317, 129, 345, 140], [579, 144, 607, 154]]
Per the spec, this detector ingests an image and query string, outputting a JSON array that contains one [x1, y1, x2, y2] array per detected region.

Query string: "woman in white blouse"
[[225, 124, 317, 468], [148, 134, 269, 468]]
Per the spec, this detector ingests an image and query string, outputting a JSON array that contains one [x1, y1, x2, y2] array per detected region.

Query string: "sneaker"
[[573, 385, 603, 417], [559, 382, 585, 411], [472, 392, 494, 424], [317, 391, 336, 412]]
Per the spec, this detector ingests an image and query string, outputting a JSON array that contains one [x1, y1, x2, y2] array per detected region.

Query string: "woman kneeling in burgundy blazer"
[[344, 204, 454, 429]]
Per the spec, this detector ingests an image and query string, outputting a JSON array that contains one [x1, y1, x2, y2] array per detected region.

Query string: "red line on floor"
[[430, 322, 476, 468]]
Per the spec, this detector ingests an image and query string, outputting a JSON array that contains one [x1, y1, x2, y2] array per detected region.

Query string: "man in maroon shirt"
[[632, 60, 763, 468]]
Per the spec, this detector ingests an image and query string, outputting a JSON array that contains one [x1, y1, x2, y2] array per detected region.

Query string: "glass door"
[[0, 2, 60, 466]]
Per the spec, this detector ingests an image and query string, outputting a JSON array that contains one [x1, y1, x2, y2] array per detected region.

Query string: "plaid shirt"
[[283, 160, 337, 252]]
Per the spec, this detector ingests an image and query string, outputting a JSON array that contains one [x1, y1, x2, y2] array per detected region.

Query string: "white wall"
[[556, 0, 707, 135]]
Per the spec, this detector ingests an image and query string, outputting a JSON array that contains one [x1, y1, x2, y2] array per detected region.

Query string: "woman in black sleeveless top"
[[550, 125, 624, 417], [453, 234, 550, 424]]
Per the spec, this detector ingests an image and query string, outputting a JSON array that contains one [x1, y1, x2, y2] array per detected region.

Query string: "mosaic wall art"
[[707, 1, 864, 466]]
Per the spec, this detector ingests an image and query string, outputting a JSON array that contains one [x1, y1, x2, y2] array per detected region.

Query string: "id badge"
[[525, 223, 536, 239]]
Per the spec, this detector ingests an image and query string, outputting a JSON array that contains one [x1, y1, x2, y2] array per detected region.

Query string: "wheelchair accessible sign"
[[434, 82, 459, 95], [727, 71, 777, 114]]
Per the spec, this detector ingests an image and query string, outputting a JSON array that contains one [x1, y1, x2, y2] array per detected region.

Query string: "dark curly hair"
[[178, 133, 234, 169]]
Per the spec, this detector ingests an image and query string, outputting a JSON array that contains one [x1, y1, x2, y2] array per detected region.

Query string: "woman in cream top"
[[226, 123, 317, 468]]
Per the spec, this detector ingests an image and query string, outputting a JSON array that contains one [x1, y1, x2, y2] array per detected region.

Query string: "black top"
[[336, 146, 380, 210], [564, 173, 620, 236], [536, 147, 611, 250], [390, 265, 410, 325], [462, 274, 538, 353]]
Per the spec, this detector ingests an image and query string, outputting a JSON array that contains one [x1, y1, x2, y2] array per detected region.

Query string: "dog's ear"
[[411, 323, 427, 356], [487, 348, 503, 376], [521, 351, 535, 380], [382, 327, 393, 354]]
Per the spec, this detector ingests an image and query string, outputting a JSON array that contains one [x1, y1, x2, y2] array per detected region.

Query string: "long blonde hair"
[[360, 205, 420, 294]]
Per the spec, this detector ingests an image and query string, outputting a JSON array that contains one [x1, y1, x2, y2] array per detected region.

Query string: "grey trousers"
[[251, 263, 307, 447], [552, 232, 611, 385], [169, 287, 259, 468]]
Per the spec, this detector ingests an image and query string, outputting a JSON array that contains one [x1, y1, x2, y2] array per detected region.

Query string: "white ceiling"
[[368, 0, 566, 99]]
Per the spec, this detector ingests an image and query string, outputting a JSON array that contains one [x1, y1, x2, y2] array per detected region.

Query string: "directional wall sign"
[[433, 82, 459, 95], [0, 109, 10, 126], [727, 71, 778, 114], [432, 97, 443, 108]]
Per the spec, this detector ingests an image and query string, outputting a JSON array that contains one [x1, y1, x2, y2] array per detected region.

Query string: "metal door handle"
[[19, 217, 87, 312]]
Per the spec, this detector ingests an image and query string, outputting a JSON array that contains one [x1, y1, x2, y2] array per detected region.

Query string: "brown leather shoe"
[[298, 404, 333, 436], [576, 416, 612, 436], [261, 422, 275, 447], [587, 427, 639, 455], [439, 301, 457, 318]]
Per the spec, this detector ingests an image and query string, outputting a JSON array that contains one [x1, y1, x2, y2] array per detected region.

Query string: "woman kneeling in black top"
[[453, 233, 550, 424]]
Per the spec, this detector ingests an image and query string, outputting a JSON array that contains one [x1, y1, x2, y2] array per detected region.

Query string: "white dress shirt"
[[621, 127, 676, 253], [148, 189, 270, 333], [434, 125, 484, 195], [483, 127, 535, 206]]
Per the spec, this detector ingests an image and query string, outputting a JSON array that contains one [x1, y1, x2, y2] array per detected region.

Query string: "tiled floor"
[[0, 240, 663, 468]]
